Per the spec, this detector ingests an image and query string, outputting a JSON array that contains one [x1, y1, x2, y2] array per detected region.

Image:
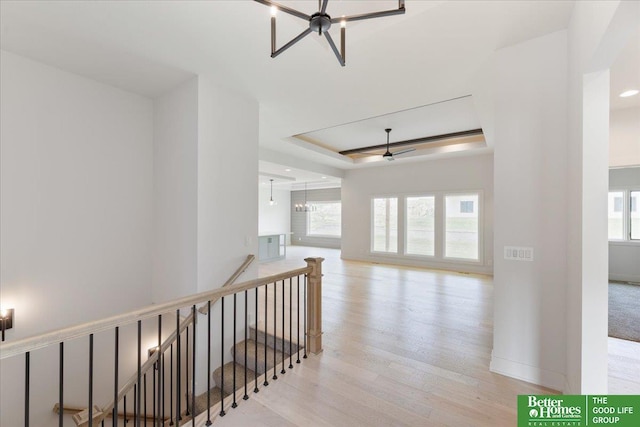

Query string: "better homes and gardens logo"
[[518, 395, 640, 427]]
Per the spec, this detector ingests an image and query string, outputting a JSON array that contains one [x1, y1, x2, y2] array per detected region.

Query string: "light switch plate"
[[504, 246, 534, 261]]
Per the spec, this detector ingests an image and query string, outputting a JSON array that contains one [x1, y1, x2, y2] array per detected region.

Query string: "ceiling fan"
[[254, 0, 405, 66], [380, 128, 415, 161]]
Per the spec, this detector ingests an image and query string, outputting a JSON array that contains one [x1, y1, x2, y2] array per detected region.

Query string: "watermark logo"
[[518, 395, 640, 427]]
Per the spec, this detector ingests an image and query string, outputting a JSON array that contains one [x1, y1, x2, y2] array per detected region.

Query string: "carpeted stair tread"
[[187, 386, 228, 418], [212, 361, 257, 395], [232, 339, 294, 375], [250, 327, 302, 354]]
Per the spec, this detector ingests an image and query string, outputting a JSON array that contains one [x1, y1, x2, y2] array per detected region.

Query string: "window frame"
[[370, 196, 399, 254], [443, 192, 483, 263], [608, 188, 640, 243], [306, 200, 342, 238], [368, 191, 484, 266], [404, 194, 436, 258]]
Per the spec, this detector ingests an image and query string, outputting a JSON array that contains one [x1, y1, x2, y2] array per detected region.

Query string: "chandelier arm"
[[330, 7, 405, 24], [324, 32, 345, 67], [253, 0, 311, 21], [272, 28, 313, 58], [320, 0, 329, 14]]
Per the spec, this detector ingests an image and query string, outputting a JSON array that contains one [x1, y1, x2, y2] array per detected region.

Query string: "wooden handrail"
[[98, 311, 194, 423], [198, 254, 255, 314], [223, 254, 255, 288], [0, 265, 312, 360]]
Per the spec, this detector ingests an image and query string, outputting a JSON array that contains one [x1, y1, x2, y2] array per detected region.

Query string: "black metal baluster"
[[59, 342, 64, 427], [123, 395, 127, 425], [281, 280, 286, 375], [297, 276, 301, 364], [137, 321, 141, 427], [152, 367, 155, 426], [114, 327, 119, 427], [206, 300, 212, 426], [156, 315, 162, 427], [176, 310, 181, 423], [243, 290, 248, 401], [169, 343, 173, 426], [254, 287, 259, 394], [232, 293, 237, 409], [220, 297, 226, 417], [304, 274, 307, 359], [133, 384, 137, 424], [191, 305, 196, 426], [273, 282, 278, 380], [289, 277, 293, 369], [143, 373, 147, 424], [263, 284, 269, 387], [162, 352, 166, 427], [185, 325, 190, 416], [25, 351, 30, 427], [90, 334, 94, 427]]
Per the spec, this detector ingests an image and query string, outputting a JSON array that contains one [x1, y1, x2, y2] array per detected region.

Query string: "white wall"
[[196, 76, 259, 291], [0, 49, 154, 336], [341, 154, 493, 274], [0, 50, 154, 426], [610, 107, 640, 167], [475, 30, 569, 391], [152, 78, 199, 303], [565, 0, 636, 394], [609, 167, 640, 282], [259, 185, 291, 243]]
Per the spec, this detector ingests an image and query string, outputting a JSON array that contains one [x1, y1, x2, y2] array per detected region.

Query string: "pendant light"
[[269, 179, 277, 206]]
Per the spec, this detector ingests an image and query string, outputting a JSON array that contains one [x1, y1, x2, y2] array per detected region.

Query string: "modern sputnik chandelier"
[[254, 0, 406, 66]]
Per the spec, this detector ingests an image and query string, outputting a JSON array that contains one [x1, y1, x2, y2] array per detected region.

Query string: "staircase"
[[185, 327, 304, 423], [0, 257, 323, 427]]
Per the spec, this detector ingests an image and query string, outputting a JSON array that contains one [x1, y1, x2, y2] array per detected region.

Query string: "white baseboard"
[[609, 273, 640, 283], [490, 353, 565, 392]]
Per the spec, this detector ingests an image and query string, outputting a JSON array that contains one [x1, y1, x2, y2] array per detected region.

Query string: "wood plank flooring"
[[209, 246, 639, 426]]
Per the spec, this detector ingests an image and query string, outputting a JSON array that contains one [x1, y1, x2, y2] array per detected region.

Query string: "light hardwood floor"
[[211, 246, 640, 426]]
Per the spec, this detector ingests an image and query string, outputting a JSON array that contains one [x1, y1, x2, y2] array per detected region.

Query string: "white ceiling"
[[259, 160, 341, 190], [610, 23, 640, 110], [1, 0, 582, 182]]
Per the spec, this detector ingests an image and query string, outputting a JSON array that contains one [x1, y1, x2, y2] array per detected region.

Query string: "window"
[[609, 190, 640, 241], [308, 201, 341, 237], [460, 200, 475, 213], [445, 194, 479, 260], [608, 191, 624, 240], [372, 197, 398, 252], [613, 197, 623, 212], [632, 191, 640, 240], [406, 196, 435, 256]]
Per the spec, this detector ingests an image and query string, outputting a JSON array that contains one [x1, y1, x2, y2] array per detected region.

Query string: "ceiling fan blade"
[[392, 148, 416, 156], [272, 28, 313, 58], [324, 32, 345, 66], [254, 0, 311, 20], [321, 0, 329, 14]]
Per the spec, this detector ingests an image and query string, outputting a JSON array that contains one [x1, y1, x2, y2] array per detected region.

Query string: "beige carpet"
[[609, 282, 640, 342]]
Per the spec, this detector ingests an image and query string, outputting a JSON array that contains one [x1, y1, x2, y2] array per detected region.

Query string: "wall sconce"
[[148, 346, 160, 370], [0, 308, 14, 342]]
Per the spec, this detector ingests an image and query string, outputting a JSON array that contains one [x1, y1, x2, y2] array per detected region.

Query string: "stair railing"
[[0, 257, 323, 427]]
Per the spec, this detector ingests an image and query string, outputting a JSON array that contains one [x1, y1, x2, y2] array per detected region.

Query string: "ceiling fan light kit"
[[254, 0, 406, 67]]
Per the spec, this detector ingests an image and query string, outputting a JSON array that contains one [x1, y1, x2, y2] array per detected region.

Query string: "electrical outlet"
[[504, 246, 534, 261]]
